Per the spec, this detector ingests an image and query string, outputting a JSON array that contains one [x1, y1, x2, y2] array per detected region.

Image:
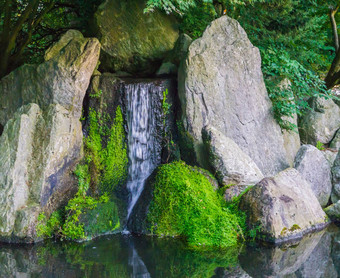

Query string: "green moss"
[[101, 106, 128, 193], [85, 105, 128, 193], [81, 201, 120, 238], [280, 227, 288, 236], [147, 161, 245, 248], [289, 224, 301, 232]]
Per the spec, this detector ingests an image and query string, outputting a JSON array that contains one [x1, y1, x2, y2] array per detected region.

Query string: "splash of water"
[[125, 82, 162, 219]]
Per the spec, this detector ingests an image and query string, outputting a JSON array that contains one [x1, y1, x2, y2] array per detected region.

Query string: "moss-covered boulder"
[[79, 201, 121, 240], [93, 0, 179, 75], [128, 161, 244, 248]]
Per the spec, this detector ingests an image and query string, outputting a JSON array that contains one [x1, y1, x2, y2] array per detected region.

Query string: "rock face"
[[0, 30, 100, 127], [330, 129, 340, 150], [240, 168, 327, 243], [324, 201, 340, 220], [0, 31, 100, 242], [277, 78, 301, 166], [178, 16, 289, 176], [202, 126, 264, 199], [156, 34, 193, 76], [93, 0, 178, 75], [299, 97, 340, 145], [294, 145, 332, 207], [331, 152, 340, 203]]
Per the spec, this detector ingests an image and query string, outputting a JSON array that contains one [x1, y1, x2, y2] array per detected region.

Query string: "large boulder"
[[299, 97, 340, 145], [0, 31, 100, 242], [294, 145, 332, 207], [202, 126, 264, 200], [240, 168, 328, 243], [0, 30, 100, 127], [178, 16, 289, 176], [93, 0, 179, 75]]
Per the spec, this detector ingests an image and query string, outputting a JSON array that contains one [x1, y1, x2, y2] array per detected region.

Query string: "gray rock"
[[240, 230, 326, 277], [330, 129, 340, 150], [156, 33, 193, 76], [277, 78, 301, 166], [240, 168, 328, 243], [178, 15, 289, 176], [156, 62, 177, 76], [332, 152, 340, 203], [322, 149, 338, 167], [0, 31, 100, 243], [93, 0, 178, 75], [0, 30, 100, 127], [295, 231, 337, 278], [202, 126, 264, 199], [324, 201, 340, 220], [299, 97, 340, 145], [294, 145, 332, 207]]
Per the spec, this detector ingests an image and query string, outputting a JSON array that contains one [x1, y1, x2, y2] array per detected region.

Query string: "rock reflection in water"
[[240, 225, 339, 278]]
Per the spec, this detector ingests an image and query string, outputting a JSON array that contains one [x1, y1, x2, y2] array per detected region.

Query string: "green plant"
[[89, 89, 103, 98], [147, 161, 245, 248], [316, 141, 325, 151], [36, 211, 63, 238]]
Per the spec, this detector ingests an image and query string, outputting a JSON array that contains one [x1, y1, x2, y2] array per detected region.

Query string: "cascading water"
[[125, 82, 163, 220]]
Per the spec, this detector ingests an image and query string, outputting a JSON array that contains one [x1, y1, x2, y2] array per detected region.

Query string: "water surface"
[[1, 224, 340, 278]]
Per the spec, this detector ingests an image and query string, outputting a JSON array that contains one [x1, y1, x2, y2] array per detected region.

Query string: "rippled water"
[[1, 224, 340, 277]]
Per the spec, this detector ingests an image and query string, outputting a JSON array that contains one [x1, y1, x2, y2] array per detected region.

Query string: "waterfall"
[[125, 82, 163, 219]]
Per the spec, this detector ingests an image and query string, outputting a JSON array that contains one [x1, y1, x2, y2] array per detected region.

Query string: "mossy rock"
[[93, 0, 179, 75], [80, 201, 121, 240], [128, 161, 244, 248]]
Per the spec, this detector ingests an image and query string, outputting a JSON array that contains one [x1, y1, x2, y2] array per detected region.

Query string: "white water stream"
[[125, 82, 162, 219]]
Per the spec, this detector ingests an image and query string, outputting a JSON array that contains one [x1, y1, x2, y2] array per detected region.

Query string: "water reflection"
[[0, 225, 340, 278]]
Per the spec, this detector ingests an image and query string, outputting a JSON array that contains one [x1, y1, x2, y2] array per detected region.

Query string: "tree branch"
[[330, 4, 339, 51]]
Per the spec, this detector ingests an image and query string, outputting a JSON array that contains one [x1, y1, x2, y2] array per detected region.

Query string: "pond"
[[1, 224, 340, 278]]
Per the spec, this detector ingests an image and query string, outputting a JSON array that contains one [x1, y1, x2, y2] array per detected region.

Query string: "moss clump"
[[85, 105, 128, 193], [147, 161, 245, 248]]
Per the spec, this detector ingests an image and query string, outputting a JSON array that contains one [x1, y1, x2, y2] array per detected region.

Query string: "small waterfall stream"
[[125, 82, 163, 220]]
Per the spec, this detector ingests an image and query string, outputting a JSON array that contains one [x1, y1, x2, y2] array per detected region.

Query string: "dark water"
[[1, 225, 340, 278]]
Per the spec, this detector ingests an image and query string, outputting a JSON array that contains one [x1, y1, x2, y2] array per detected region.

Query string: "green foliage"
[[236, 0, 335, 130], [147, 161, 245, 248], [262, 49, 333, 130], [36, 211, 63, 238], [89, 89, 103, 98], [316, 141, 325, 151]]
